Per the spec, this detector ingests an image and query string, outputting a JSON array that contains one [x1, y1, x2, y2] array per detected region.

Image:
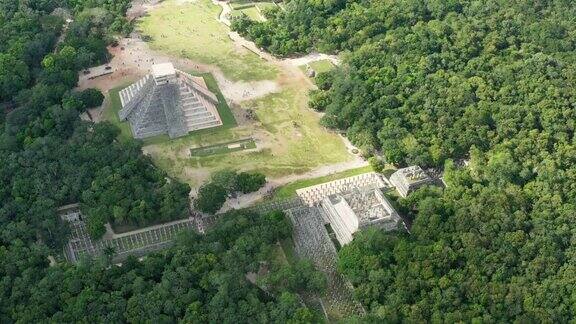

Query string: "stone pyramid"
[[118, 63, 223, 139]]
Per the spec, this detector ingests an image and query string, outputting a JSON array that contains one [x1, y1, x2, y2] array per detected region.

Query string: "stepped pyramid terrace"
[[118, 63, 223, 139]]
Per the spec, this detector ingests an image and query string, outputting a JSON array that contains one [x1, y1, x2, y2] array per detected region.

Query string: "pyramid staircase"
[[178, 81, 221, 131], [117, 66, 223, 139]]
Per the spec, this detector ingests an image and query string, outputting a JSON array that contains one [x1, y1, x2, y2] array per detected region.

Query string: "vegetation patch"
[[232, 7, 265, 22], [194, 169, 266, 214], [306, 59, 335, 74]]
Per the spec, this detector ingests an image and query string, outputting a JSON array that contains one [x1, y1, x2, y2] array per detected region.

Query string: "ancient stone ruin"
[[118, 63, 223, 139], [389, 165, 432, 197]]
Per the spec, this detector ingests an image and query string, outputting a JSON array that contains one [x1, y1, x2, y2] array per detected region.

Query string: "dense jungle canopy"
[[233, 0, 576, 321]]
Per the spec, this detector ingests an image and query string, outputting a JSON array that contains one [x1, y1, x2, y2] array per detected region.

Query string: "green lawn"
[[300, 59, 336, 82], [236, 7, 265, 22], [255, 2, 278, 10], [138, 0, 277, 82], [272, 165, 374, 199], [145, 85, 352, 187], [103, 82, 135, 142], [104, 73, 237, 146], [230, 1, 276, 10], [308, 59, 335, 74]]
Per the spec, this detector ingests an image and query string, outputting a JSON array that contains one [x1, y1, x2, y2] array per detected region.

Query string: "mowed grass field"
[[230, 1, 278, 22], [309, 59, 335, 73], [300, 59, 336, 78], [231, 7, 265, 22], [138, 0, 277, 82], [145, 85, 352, 186]]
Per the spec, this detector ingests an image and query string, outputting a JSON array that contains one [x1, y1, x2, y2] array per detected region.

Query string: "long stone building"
[[294, 172, 404, 246], [118, 63, 223, 139], [320, 187, 403, 245]]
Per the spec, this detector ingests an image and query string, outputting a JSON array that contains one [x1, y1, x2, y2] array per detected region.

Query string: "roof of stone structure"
[[326, 187, 399, 225], [391, 165, 430, 184], [152, 62, 176, 78]]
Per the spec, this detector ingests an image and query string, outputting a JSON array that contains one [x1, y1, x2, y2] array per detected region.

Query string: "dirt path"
[[220, 157, 368, 212], [283, 52, 341, 67], [214, 0, 232, 26]]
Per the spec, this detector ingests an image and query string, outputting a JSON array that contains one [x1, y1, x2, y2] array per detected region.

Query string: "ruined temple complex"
[[389, 165, 432, 197], [118, 63, 222, 139], [320, 187, 402, 245], [295, 172, 404, 246]]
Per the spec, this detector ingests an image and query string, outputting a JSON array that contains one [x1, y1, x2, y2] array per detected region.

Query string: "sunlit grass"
[[138, 0, 277, 81]]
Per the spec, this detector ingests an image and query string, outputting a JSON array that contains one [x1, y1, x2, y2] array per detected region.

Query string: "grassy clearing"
[[105, 72, 237, 146], [271, 165, 374, 199], [309, 60, 335, 73], [300, 59, 335, 75], [138, 0, 277, 82], [235, 7, 265, 22], [103, 83, 136, 142], [145, 85, 352, 186], [231, 1, 278, 22], [230, 1, 277, 10], [256, 2, 278, 11]]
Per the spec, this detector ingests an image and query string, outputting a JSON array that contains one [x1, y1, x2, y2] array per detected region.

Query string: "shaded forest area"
[[3, 209, 324, 322], [234, 0, 576, 321], [0, 0, 190, 248]]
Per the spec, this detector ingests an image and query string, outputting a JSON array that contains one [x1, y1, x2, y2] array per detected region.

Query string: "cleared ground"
[[230, 1, 278, 22], [300, 59, 336, 80], [138, 0, 278, 82], [145, 84, 352, 186], [309, 59, 336, 74], [231, 6, 265, 21]]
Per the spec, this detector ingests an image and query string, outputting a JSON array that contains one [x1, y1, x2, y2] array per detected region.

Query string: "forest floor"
[[83, 0, 363, 191]]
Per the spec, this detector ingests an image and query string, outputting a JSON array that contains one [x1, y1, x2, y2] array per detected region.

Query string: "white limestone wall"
[[296, 172, 387, 207]]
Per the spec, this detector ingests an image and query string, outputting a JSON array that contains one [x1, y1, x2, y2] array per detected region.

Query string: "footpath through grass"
[[272, 165, 374, 200]]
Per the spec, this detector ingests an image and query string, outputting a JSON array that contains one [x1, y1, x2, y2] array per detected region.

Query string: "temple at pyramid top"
[[118, 63, 223, 139]]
